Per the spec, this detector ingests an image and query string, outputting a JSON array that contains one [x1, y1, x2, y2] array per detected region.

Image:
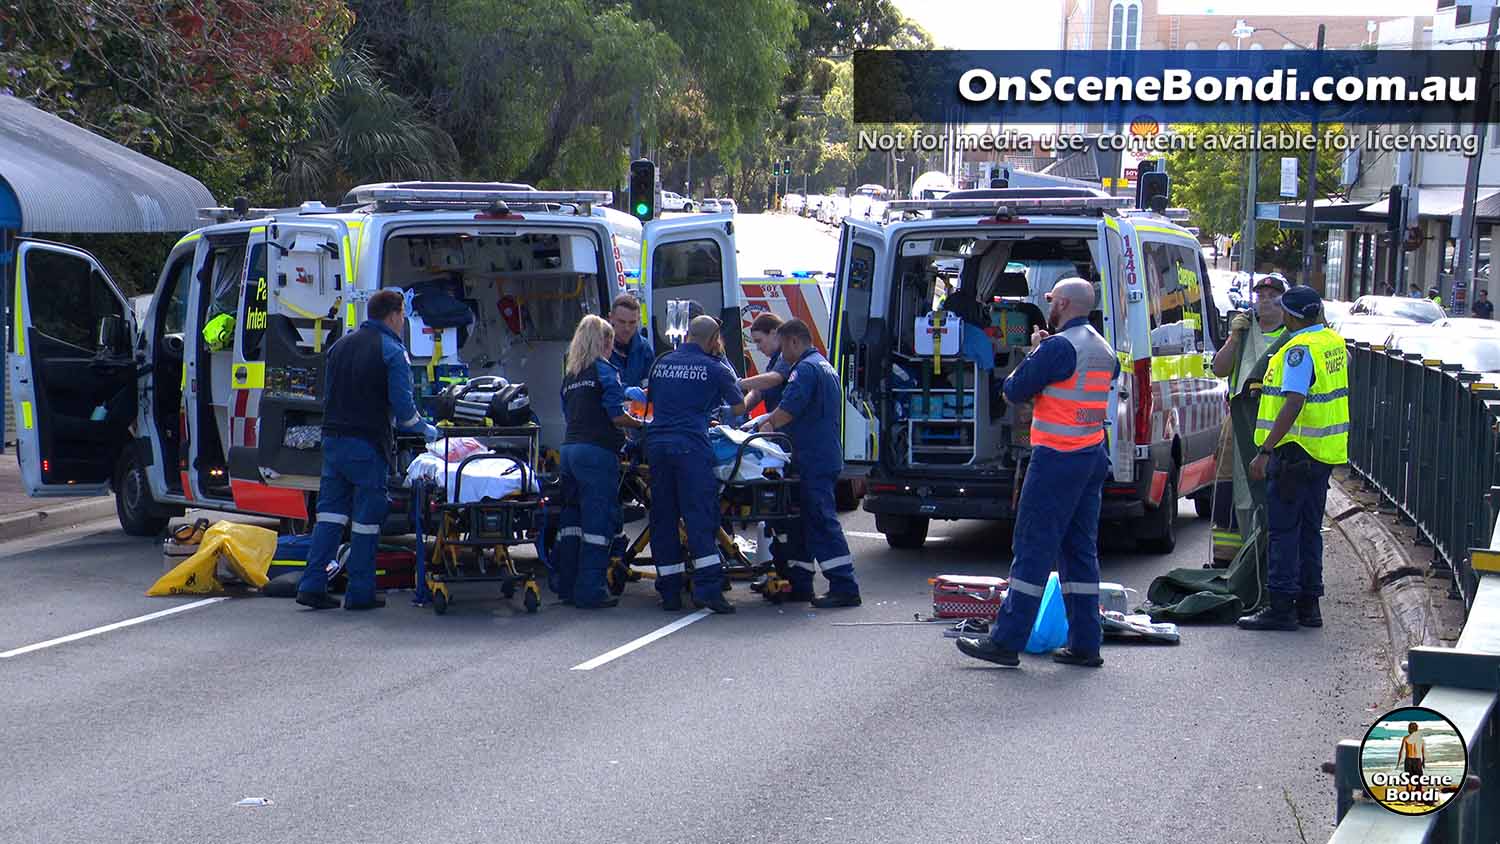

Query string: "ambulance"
[[826, 181, 1223, 551], [9, 183, 741, 535]]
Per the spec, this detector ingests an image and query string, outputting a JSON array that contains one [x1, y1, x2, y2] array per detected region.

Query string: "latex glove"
[[742, 414, 769, 432], [422, 423, 442, 443], [1230, 312, 1252, 336], [624, 386, 647, 404]]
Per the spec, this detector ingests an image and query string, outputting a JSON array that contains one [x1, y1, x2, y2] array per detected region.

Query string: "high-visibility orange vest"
[[1031, 324, 1117, 452]]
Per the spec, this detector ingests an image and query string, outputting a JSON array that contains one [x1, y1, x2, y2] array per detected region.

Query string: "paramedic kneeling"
[[556, 315, 641, 609], [757, 319, 860, 607], [1238, 286, 1349, 631], [956, 278, 1117, 668], [645, 315, 747, 613], [297, 289, 439, 611]]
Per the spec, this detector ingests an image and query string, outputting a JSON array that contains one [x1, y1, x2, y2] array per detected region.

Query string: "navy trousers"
[[1265, 448, 1334, 599], [298, 435, 389, 606], [644, 439, 724, 602], [554, 443, 623, 608], [780, 469, 858, 596]]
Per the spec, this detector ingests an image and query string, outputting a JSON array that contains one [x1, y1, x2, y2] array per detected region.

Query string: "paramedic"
[[955, 278, 1117, 668], [1239, 286, 1349, 631], [296, 289, 439, 612], [556, 314, 641, 609], [738, 312, 793, 415], [645, 315, 747, 613], [757, 319, 861, 607], [608, 293, 654, 388]]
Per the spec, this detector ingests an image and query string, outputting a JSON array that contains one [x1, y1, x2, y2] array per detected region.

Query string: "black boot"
[[1296, 596, 1323, 628], [1237, 593, 1299, 631]]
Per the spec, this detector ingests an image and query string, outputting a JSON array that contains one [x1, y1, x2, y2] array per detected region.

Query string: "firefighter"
[[1238, 286, 1350, 631], [608, 293, 654, 389], [644, 315, 747, 613], [756, 318, 861, 607], [556, 314, 642, 609], [955, 278, 1117, 668], [297, 289, 439, 611]]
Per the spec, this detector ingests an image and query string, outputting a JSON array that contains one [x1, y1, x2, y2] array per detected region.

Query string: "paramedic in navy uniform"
[[757, 319, 861, 607], [645, 315, 747, 613], [556, 314, 641, 609], [296, 289, 439, 611]]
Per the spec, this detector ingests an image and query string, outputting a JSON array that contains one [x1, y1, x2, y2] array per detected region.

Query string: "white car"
[[1336, 315, 1421, 345], [1348, 295, 1445, 324], [1434, 316, 1500, 335], [718, 198, 737, 215], [783, 193, 804, 214], [1386, 326, 1500, 381], [661, 191, 695, 213], [700, 198, 722, 213]]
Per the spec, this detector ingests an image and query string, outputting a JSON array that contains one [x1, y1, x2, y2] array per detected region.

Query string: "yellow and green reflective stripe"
[[20, 401, 33, 429], [13, 258, 24, 356], [173, 231, 202, 251]]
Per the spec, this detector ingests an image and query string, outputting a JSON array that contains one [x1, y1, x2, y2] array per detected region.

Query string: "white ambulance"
[[827, 185, 1224, 551], [9, 183, 741, 534]]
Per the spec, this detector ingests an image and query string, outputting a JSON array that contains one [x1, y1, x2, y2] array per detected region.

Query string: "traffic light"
[[628, 158, 656, 222], [784, 158, 792, 176], [773, 161, 781, 177]]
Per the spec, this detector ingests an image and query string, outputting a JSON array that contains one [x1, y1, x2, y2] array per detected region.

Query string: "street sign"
[[1256, 201, 1281, 221], [1280, 157, 1298, 198]]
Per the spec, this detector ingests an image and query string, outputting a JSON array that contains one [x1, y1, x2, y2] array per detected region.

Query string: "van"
[[827, 188, 1223, 551], [9, 183, 741, 534]]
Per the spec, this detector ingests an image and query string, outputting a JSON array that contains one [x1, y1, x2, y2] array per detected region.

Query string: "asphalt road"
[[0, 503, 1394, 844]]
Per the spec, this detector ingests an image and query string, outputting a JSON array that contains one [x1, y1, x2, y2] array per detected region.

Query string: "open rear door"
[[255, 220, 349, 488], [830, 219, 887, 466], [642, 215, 741, 370], [9, 241, 137, 496]]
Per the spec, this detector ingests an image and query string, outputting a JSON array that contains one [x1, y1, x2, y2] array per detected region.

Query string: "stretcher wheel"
[[607, 563, 628, 596], [501, 580, 517, 599], [523, 583, 541, 614], [432, 589, 449, 615]]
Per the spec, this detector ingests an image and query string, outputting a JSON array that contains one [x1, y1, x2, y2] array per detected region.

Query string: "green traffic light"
[[634, 202, 649, 216]]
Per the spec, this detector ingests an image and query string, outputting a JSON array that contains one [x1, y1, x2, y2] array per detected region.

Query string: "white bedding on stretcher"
[[405, 452, 538, 503]]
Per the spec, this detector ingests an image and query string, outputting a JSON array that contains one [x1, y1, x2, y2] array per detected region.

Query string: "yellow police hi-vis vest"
[[1254, 326, 1350, 465]]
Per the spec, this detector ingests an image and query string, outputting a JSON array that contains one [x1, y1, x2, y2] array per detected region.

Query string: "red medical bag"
[[931, 575, 1008, 619]]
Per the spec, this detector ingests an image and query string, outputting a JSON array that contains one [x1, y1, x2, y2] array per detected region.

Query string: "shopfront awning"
[[1358, 187, 1500, 223], [0, 94, 216, 234]]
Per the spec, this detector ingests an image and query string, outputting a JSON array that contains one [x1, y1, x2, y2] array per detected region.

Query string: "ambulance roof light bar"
[[886, 196, 1132, 216], [1122, 207, 1192, 223], [347, 187, 614, 214]]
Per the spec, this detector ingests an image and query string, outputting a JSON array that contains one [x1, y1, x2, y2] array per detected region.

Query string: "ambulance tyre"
[[877, 514, 928, 550], [115, 452, 176, 537], [1191, 488, 1213, 519], [1136, 476, 1178, 554]]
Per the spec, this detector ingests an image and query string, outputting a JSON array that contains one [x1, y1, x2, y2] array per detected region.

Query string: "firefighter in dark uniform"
[[556, 314, 641, 609], [297, 289, 439, 611], [645, 315, 747, 613], [756, 319, 861, 607]]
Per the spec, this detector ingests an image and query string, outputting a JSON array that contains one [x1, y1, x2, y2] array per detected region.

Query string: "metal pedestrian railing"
[[1328, 341, 1500, 843]]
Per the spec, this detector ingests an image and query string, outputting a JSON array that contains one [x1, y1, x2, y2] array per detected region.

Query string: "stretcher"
[[410, 425, 545, 615], [604, 431, 803, 600]]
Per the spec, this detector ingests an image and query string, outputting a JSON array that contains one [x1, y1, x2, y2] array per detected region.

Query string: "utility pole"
[[1455, 6, 1499, 314], [1301, 24, 1326, 287], [1234, 20, 1258, 276]]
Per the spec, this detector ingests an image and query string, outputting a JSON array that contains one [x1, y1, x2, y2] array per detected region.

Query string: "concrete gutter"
[[0, 497, 117, 543]]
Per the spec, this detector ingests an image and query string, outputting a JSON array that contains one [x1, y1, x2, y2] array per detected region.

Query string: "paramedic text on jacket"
[[297, 290, 440, 612], [643, 315, 747, 613], [955, 279, 1117, 668], [757, 318, 861, 608], [1238, 286, 1349, 632], [556, 314, 642, 609]]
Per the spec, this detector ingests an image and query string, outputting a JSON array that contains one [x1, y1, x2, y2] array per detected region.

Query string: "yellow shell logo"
[[1130, 117, 1160, 137]]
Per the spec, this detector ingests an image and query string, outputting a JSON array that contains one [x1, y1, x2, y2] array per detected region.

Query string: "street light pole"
[[1301, 24, 1326, 287]]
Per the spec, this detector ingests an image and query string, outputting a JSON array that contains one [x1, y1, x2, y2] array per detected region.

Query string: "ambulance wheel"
[[878, 514, 928, 550], [115, 452, 174, 537], [432, 589, 449, 615], [1137, 477, 1178, 554], [1191, 488, 1213, 520]]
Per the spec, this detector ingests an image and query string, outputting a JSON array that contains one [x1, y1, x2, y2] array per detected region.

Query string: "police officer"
[[645, 315, 747, 613], [297, 289, 439, 611], [1238, 286, 1350, 631], [756, 319, 861, 606], [556, 314, 641, 609], [956, 278, 1117, 668], [608, 293, 654, 389]]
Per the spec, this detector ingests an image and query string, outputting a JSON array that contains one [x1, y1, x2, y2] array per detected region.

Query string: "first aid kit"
[[931, 574, 1008, 619]]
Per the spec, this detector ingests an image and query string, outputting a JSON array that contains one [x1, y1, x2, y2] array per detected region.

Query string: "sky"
[[892, 0, 1440, 50]]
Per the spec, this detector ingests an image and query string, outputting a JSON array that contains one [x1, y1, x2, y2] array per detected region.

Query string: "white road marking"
[[0, 597, 229, 659], [571, 609, 713, 671], [846, 531, 948, 542]]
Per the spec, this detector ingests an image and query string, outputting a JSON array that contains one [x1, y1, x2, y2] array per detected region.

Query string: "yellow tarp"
[[147, 522, 277, 596]]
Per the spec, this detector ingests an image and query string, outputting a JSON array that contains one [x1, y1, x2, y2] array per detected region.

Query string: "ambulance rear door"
[[255, 219, 350, 488], [829, 219, 888, 466], [642, 215, 741, 370], [8, 240, 137, 496]]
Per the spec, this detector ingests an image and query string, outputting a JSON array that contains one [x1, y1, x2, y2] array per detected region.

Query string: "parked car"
[[1434, 316, 1500, 335], [1386, 326, 1500, 381], [1335, 315, 1421, 345], [718, 198, 737, 215], [1322, 299, 1353, 325], [1348, 295, 1444, 324], [661, 191, 696, 213], [783, 193, 804, 214], [700, 198, 722, 213]]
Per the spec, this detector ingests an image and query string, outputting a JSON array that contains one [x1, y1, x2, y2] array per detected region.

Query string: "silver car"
[[701, 198, 722, 213]]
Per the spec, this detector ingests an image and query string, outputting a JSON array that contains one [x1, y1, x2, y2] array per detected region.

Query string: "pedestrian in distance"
[[1238, 286, 1350, 631], [607, 293, 653, 389], [296, 289, 440, 611], [1428, 287, 1443, 307], [644, 315, 747, 613], [955, 278, 1118, 668], [755, 318, 861, 607], [1408, 284, 1422, 299], [1473, 288, 1494, 320], [554, 314, 642, 609]]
